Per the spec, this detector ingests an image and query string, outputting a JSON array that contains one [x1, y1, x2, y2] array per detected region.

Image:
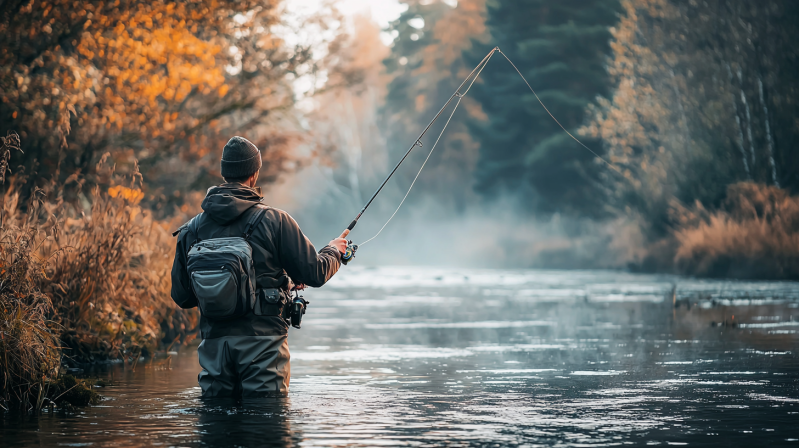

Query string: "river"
[[2, 266, 798, 446]]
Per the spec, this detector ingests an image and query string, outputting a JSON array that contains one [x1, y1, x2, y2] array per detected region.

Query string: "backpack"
[[185, 205, 268, 320]]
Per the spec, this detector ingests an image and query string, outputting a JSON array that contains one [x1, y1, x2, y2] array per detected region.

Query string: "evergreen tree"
[[382, 0, 487, 210], [465, 0, 620, 215]]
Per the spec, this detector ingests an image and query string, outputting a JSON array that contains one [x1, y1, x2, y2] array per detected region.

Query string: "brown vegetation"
[[0, 132, 197, 411], [0, 184, 61, 410], [673, 183, 799, 280], [0, 131, 60, 411]]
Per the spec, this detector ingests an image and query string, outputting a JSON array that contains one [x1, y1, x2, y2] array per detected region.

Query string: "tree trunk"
[[726, 64, 750, 179], [737, 68, 756, 172], [757, 77, 779, 187]]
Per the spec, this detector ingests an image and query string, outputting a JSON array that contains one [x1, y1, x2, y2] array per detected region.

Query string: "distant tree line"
[[583, 0, 799, 238], [383, 0, 797, 214], [381, 0, 799, 276]]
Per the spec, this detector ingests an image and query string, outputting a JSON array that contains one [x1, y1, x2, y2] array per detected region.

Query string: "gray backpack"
[[186, 206, 268, 320]]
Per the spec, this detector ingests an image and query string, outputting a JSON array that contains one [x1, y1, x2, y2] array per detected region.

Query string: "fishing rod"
[[334, 47, 498, 263], [336, 46, 618, 264]]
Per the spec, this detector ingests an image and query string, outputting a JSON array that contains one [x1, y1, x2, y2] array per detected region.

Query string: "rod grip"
[[347, 219, 358, 231]]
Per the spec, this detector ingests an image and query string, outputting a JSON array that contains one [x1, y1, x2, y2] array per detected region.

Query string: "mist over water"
[[264, 162, 632, 269], [4, 266, 797, 447]]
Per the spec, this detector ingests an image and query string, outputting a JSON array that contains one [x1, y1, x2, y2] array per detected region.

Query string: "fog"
[[264, 161, 640, 269]]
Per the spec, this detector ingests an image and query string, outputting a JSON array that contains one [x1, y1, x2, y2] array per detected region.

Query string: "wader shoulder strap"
[[242, 205, 270, 241]]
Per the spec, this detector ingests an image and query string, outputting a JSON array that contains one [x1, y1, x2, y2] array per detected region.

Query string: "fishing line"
[[495, 49, 622, 175], [358, 49, 496, 247], [359, 97, 462, 247], [343, 46, 620, 253]]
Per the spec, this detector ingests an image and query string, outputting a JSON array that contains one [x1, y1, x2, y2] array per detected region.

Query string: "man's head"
[[221, 136, 262, 187]]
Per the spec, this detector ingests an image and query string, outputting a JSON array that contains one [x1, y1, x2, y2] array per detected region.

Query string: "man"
[[170, 136, 347, 397]]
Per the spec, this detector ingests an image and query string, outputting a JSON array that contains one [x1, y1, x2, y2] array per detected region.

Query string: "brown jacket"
[[171, 183, 341, 338]]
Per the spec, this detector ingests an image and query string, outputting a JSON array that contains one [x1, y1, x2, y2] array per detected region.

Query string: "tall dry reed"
[[0, 199, 62, 411]]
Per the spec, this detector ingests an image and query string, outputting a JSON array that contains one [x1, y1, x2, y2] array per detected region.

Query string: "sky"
[[278, 0, 408, 99], [287, 0, 408, 31], [331, 0, 408, 29]]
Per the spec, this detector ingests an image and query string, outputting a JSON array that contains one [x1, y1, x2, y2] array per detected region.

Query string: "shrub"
[[30, 174, 199, 364], [0, 208, 62, 411], [673, 182, 799, 279], [0, 133, 199, 411], [0, 132, 60, 411]]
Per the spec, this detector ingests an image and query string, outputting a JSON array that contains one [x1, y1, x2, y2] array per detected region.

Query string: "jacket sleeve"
[[277, 212, 341, 288], [170, 228, 198, 309]]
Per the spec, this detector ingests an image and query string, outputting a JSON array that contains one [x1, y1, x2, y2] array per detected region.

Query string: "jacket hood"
[[201, 183, 264, 225]]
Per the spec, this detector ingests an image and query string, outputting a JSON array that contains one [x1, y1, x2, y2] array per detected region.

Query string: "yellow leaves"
[[3, 0, 293, 183], [108, 185, 144, 204]]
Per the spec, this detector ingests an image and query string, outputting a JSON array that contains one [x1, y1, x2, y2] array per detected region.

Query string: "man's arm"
[[170, 228, 198, 309], [277, 212, 345, 288]]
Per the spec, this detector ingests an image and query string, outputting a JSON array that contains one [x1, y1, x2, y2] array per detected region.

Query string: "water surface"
[[3, 267, 798, 446]]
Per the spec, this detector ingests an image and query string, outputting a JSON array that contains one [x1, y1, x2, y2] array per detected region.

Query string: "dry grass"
[[0, 131, 59, 411], [0, 203, 62, 411], [673, 182, 799, 279], [0, 133, 198, 411], [27, 174, 199, 364]]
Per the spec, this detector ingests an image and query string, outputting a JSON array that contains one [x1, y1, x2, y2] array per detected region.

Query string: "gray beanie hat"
[[221, 136, 262, 179]]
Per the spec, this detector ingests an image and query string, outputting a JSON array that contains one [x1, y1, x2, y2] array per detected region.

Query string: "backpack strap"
[[242, 205, 269, 241], [188, 212, 203, 240], [171, 221, 189, 237], [171, 213, 203, 238]]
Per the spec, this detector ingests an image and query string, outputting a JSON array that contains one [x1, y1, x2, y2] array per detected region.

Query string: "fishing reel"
[[289, 292, 309, 329], [342, 240, 358, 265]]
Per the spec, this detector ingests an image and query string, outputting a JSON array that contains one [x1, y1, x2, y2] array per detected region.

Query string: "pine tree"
[[465, 0, 620, 214]]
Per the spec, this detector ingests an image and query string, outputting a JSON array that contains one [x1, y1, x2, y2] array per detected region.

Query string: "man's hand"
[[328, 237, 348, 255], [328, 229, 349, 255]]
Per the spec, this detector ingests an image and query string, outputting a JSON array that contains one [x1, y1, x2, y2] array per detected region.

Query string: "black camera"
[[289, 293, 309, 329]]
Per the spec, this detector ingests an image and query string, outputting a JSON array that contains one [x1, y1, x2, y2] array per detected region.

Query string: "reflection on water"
[[2, 267, 798, 446]]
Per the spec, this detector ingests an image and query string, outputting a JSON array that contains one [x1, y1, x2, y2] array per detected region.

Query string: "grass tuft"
[[673, 182, 799, 279]]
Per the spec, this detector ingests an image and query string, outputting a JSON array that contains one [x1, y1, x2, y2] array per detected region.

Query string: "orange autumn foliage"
[[673, 183, 799, 279], [0, 0, 327, 193]]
